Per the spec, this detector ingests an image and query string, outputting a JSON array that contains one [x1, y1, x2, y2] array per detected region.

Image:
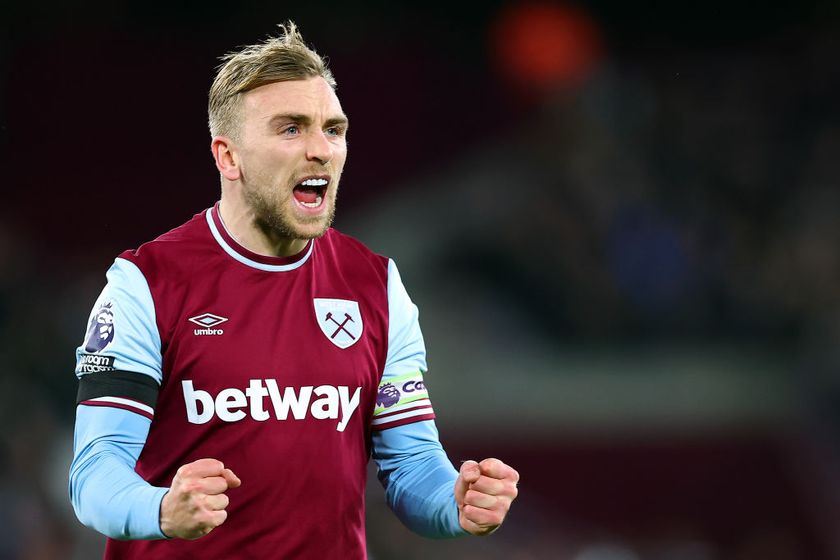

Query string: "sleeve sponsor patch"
[[78, 354, 116, 373], [372, 371, 435, 430]]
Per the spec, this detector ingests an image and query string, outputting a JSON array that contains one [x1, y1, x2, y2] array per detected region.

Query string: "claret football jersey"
[[74, 203, 437, 559]]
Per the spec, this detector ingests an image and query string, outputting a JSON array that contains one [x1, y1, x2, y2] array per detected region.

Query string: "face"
[[234, 77, 348, 241]]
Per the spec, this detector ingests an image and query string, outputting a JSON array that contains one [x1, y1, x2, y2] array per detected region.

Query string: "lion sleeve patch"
[[84, 300, 116, 353]]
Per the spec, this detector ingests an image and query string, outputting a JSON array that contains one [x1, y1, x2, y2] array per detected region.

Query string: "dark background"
[[2, 0, 840, 558]]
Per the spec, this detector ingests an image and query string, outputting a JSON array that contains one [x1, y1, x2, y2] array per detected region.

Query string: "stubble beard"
[[244, 182, 337, 241]]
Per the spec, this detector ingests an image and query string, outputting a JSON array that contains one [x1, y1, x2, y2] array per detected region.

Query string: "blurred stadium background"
[[2, 0, 840, 558]]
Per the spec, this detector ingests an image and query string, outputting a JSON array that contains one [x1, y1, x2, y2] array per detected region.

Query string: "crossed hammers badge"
[[313, 298, 364, 349], [325, 312, 356, 340]]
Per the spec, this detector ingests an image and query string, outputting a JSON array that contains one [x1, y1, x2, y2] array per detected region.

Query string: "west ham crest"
[[313, 298, 363, 349]]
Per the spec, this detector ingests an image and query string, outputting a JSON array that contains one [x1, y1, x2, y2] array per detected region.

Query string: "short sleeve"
[[372, 260, 436, 430], [74, 257, 162, 419]]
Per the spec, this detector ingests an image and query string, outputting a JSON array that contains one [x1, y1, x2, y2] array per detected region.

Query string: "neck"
[[218, 194, 309, 258]]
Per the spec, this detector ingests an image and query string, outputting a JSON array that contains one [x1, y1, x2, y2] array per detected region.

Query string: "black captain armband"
[[76, 371, 160, 420]]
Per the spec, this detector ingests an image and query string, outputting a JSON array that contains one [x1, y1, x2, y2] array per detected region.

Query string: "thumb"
[[454, 460, 480, 505], [222, 468, 241, 488]]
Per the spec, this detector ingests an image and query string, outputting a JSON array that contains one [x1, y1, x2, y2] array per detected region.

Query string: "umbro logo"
[[188, 313, 228, 336]]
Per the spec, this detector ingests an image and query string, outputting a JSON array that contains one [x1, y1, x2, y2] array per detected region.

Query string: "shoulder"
[[318, 228, 390, 273], [117, 208, 213, 279]]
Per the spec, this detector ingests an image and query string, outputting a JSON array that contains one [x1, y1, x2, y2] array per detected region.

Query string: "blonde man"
[[69, 23, 518, 559]]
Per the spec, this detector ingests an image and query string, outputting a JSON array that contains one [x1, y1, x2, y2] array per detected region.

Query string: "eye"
[[282, 125, 300, 136], [325, 126, 345, 137]]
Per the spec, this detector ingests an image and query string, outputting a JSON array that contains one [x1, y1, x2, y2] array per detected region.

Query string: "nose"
[[306, 130, 333, 165]]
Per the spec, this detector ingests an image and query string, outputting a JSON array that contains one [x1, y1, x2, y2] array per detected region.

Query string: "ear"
[[211, 136, 241, 181]]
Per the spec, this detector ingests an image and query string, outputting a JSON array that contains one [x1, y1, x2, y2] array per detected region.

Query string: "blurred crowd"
[[398, 30, 840, 348]]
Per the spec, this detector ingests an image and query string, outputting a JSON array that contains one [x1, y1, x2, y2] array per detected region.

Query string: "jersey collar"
[[205, 203, 314, 272]]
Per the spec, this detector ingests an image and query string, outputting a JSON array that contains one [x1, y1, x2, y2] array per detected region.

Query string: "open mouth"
[[292, 177, 329, 209]]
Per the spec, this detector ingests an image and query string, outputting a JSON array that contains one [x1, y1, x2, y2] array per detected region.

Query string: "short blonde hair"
[[208, 22, 336, 139]]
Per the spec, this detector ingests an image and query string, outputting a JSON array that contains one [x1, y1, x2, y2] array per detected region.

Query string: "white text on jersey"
[[182, 380, 361, 432]]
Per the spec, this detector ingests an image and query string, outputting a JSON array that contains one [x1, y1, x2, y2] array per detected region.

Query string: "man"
[[69, 22, 519, 559]]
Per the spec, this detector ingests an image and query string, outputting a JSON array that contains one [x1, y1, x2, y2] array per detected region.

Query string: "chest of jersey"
[[169, 267, 382, 428], [151, 239, 389, 438]]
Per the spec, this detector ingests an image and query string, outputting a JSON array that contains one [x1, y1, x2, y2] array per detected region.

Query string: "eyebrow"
[[267, 113, 349, 129]]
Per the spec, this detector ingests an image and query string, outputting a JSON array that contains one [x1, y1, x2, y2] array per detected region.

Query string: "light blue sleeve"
[[372, 260, 436, 429], [372, 421, 466, 538], [371, 259, 466, 538], [75, 257, 162, 382], [69, 257, 167, 539], [69, 406, 168, 539], [383, 259, 426, 377]]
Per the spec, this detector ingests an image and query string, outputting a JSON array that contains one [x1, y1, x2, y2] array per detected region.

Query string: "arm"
[[372, 421, 464, 538], [70, 406, 168, 539], [375, 260, 518, 538], [69, 258, 238, 540], [69, 258, 167, 538], [70, 406, 240, 540]]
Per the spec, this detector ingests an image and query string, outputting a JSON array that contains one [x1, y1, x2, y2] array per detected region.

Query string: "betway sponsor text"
[[182, 380, 361, 432]]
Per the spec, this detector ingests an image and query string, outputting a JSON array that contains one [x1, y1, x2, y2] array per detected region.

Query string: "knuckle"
[[488, 479, 505, 494], [478, 508, 496, 521], [196, 510, 214, 527], [464, 490, 480, 504], [466, 505, 486, 521], [183, 480, 203, 495]]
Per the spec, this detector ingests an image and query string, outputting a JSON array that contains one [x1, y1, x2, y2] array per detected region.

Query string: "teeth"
[[300, 178, 328, 187], [300, 196, 323, 208]]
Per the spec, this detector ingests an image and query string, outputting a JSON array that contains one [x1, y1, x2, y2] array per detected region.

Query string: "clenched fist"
[[454, 458, 519, 536], [160, 458, 241, 539]]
